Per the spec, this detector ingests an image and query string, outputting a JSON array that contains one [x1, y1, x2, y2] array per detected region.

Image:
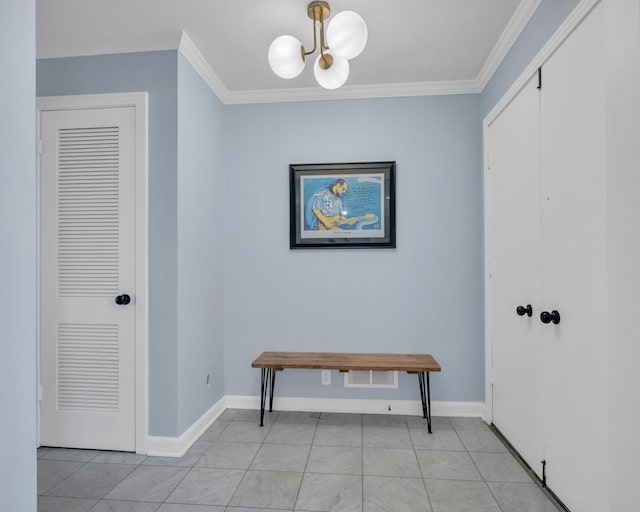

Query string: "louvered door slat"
[[57, 323, 119, 412], [57, 126, 120, 298]]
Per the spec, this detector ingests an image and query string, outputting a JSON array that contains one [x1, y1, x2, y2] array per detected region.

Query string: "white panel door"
[[487, 74, 543, 477], [40, 106, 137, 451], [540, 3, 607, 511]]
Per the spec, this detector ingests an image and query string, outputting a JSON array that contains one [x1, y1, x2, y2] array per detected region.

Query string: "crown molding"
[[222, 79, 480, 105], [37, 33, 179, 59], [476, 0, 542, 91], [177, 32, 230, 102], [484, 0, 600, 126], [177, 30, 479, 105]]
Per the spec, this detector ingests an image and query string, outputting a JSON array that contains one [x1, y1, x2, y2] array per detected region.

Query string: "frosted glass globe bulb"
[[313, 52, 349, 90], [326, 11, 368, 60], [268, 35, 305, 79]]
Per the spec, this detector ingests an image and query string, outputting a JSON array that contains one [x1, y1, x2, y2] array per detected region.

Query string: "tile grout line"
[[93, 460, 141, 504], [411, 416, 435, 512], [225, 413, 274, 509], [143, 423, 219, 507], [453, 424, 507, 512], [156, 450, 206, 507], [38, 449, 101, 496], [291, 415, 320, 511], [39, 448, 147, 509]]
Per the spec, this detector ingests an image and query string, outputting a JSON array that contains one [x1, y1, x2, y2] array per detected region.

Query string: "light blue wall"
[[224, 95, 484, 402], [177, 54, 227, 432], [0, 0, 37, 509], [37, 51, 181, 436], [481, 0, 580, 117]]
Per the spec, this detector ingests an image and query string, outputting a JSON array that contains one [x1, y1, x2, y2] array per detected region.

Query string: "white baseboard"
[[480, 404, 492, 425], [146, 396, 226, 457], [145, 395, 485, 457], [225, 395, 484, 418]]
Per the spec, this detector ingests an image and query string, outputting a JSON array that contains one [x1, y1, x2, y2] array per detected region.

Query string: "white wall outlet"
[[321, 370, 331, 385]]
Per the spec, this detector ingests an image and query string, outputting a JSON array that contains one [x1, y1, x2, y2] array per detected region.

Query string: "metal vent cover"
[[344, 370, 398, 388]]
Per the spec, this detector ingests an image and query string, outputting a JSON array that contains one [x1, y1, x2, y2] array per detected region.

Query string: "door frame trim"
[[36, 92, 149, 454]]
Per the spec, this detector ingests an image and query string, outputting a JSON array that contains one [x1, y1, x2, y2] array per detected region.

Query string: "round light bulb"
[[268, 35, 305, 79], [313, 52, 349, 89], [326, 11, 368, 59]]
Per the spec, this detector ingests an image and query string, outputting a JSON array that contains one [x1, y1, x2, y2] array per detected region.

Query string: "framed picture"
[[289, 161, 396, 249]]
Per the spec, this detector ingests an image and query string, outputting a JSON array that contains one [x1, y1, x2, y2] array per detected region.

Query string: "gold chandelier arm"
[[320, 15, 329, 51], [303, 18, 318, 56], [317, 12, 333, 69], [303, 1, 330, 57]]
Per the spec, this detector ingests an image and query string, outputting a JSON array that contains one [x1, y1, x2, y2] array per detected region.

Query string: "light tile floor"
[[37, 410, 562, 512]]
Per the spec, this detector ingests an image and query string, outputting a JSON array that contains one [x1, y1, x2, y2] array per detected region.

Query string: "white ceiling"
[[36, 0, 539, 104]]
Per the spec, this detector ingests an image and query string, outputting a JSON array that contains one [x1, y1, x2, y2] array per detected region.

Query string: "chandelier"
[[268, 1, 368, 90]]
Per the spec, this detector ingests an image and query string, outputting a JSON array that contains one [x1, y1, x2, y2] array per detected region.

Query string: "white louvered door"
[[40, 106, 136, 451]]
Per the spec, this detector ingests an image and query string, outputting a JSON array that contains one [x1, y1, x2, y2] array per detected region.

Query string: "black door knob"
[[540, 310, 560, 324], [516, 304, 533, 317], [115, 294, 131, 305]]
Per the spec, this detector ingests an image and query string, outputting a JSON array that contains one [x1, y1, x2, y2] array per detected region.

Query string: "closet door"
[[40, 106, 137, 451], [539, 3, 607, 511], [487, 73, 543, 477]]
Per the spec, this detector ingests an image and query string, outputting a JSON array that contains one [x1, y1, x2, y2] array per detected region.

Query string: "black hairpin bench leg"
[[259, 368, 268, 427], [417, 371, 433, 434], [259, 368, 277, 427], [269, 368, 276, 412]]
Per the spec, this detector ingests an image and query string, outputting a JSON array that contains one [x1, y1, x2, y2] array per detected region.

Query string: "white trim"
[[221, 80, 480, 105], [146, 397, 226, 457], [225, 395, 484, 418], [175, 36, 481, 105], [476, 0, 542, 90], [36, 92, 148, 111], [482, 0, 600, 422], [36, 112, 43, 447], [36, 92, 149, 454], [133, 95, 149, 454], [483, 124, 495, 426], [484, 0, 600, 126], [145, 395, 484, 457], [177, 32, 229, 104], [37, 34, 180, 59]]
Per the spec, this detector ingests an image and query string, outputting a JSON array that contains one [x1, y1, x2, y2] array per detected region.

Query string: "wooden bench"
[[251, 352, 441, 432]]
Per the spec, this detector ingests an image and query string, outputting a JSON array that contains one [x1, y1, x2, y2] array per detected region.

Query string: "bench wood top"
[[251, 352, 441, 373]]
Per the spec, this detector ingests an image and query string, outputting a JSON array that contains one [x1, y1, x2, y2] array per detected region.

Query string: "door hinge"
[[37, 139, 43, 155], [486, 151, 491, 171], [541, 459, 547, 487], [537, 67, 542, 90], [490, 368, 495, 384], [38, 385, 43, 401]]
